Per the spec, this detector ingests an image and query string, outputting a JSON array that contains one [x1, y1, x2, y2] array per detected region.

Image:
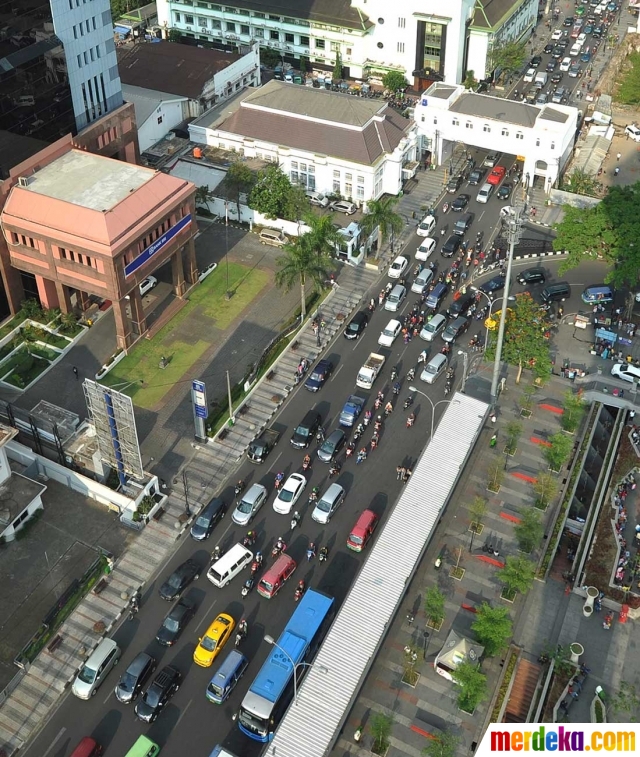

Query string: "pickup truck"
[[247, 428, 280, 463], [356, 352, 386, 390], [339, 395, 366, 427]]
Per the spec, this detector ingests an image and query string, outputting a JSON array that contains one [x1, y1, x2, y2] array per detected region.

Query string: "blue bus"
[[237, 588, 334, 742]]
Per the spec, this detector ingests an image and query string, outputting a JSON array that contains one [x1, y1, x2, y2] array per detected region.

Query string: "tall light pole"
[[457, 350, 469, 393], [263, 635, 328, 705], [471, 291, 516, 351], [490, 209, 522, 403], [408, 387, 459, 440]]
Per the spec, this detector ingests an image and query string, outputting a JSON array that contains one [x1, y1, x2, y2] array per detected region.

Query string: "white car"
[[626, 124, 640, 142], [416, 238, 436, 260], [560, 57, 572, 72], [551, 29, 563, 40], [140, 276, 158, 296], [378, 319, 402, 347], [330, 200, 357, 215], [416, 214, 436, 237], [273, 473, 307, 514], [388, 255, 409, 279], [306, 190, 329, 207], [523, 68, 536, 83], [500, 206, 517, 218], [577, 33, 587, 45], [420, 313, 447, 341]]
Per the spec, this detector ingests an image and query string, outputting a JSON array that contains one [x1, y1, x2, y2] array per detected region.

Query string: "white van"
[[476, 183, 493, 204], [72, 638, 121, 699], [259, 228, 288, 247], [207, 543, 253, 587], [611, 364, 640, 384], [534, 71, 548, 88], [569, 43, 582, 57]]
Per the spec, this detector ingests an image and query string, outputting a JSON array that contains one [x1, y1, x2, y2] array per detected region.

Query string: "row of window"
[[59, 248, 98, 268], [332, 169, 365, 199], [68, 0, 95, 7], [178, 2, 313, 27], [72, 16, 97, 39], [77, 44, 102, 68], [11, 233, 36, 249], [81, 72, 108, 126], [424, 115, 557, 148]]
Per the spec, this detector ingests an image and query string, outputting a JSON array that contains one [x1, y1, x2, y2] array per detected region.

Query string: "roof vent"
[[18, 176, 32, 187]]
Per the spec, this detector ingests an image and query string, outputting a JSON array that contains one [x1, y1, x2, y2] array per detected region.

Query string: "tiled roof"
[[117, 41, 243, 100], [217, 87, 410, 165], [450, 92, 540, 128], [538, 106, 569, 123], [471, 0, 524, 30], [210, 0, 372, 29]]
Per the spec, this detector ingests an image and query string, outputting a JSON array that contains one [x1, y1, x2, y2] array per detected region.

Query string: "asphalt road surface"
[[25, 153, 606, 757]]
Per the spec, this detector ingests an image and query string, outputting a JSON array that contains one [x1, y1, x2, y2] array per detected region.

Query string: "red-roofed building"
[[0, 139, 197, 349]]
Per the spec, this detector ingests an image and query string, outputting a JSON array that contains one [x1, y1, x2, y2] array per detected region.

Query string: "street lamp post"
[[471, 291, 516, 352], [408, 387, 459, 440], [457, 350, 469, 393], [263, 635, 328, 705], [181, 469, 191, 517]]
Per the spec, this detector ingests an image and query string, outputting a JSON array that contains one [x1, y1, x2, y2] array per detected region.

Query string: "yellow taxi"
[[193, 613, 235, 667]]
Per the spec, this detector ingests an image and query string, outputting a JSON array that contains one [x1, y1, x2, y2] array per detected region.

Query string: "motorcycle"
[[442, 202, 450, 213], [272, 538, 286, 558], [211, 545, 222, 562], [406, 413, 415, 428], [274, 472, 284, 490], [407, 367, 416, 382], [308, 486, 320, 504], [242, 531, 257, 548], [444, 381, 452, 396], [316, 427, 326, 443], [392, 382, 401, 396], [373, 397, 382, 411], [251, 553, 263, 575], [356, 449, 367, 464], [319, 546, 328, 563], [294, 579, 306, 601], [384, 402, 393, 417], [370, 434, 379, 451], [390, 366, 398, 381], [290, 511, 301, 530], [368, 298, 376, 312], [345, 442, 355, 458], [235, 620, 248, 647], [128, 591, 141, 621], [241, 577, 254, 597], [306, 543, 317, 562], [363, 410, 373, 427], [403, 396, 413, 410], [418, 350, 428, 364], [329, 462, 341, 478], [353, 425, 364, 442], [302, 455, 311, 471], [234, 480, 245, 498]]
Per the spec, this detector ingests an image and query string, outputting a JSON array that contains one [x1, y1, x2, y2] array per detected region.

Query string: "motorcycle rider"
[[384, 401, 393, 416], [319, 546, 329, 562], [346, 442, 356, 458], [302, 454, 311, 469], [307, 542, 317, 561], [407, 412, 416, 428], [234, 479, 245, 496], [237, 618, 248, 639], [294, 579, 306, 599], [274, 536, 286, 555]]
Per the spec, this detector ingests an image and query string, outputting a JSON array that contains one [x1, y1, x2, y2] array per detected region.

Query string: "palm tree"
[[195, 185, 214, 213], [301, 213, 342, 258], [360, 196, 404, 253], [275, 236, 332, 320]]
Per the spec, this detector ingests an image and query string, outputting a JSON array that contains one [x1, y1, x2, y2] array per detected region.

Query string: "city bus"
[[236, 588, 334, 741]]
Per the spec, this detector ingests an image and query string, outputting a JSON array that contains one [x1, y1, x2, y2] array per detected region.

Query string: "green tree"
[[360, 196, 404, 252], [463, 70, 477, 89], [544, 432, 573, 472], [423, 730, 460, 757], [226, 162, 255, 218], [195, 185, 215, 212], [514, 506, 543, 553], [487, 40, 527, 80], [286, 183, 311, 223], [300, 213, 341, 258], [500, 555, 536, 598], [505, 420, 523, 455], [485, 293, 552, 383], [274, 236, 332, 320], [110, 0, 144, 20], [487, 456, 504, 492], [333, 52, 343, 81], [560, 170, 602, 198], [382, 70, 408, 92], [370, 712, 394, 754], [611, 681, 640, 721], [469, 496, 488, 533], [248, 164, 295, 220], [533, 472, 559, 510], [424, 586, 446, 625], [471, 603, 512, 657], [555, 184, 640, 288], [167, 28, 182, 43], [299, 56, 308, 74], [451, 660, 488, 713], [561, 389, 585, 433], [617, 52, 640, 105]]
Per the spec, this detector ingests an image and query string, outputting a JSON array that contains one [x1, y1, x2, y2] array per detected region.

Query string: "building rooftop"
[[449, 92, 540, 128], [123, 83, 187, 128], [208, 80, 411, 165], [471, 0, 520, 30], [425, 83, 459, 100], [0, 472, 46, 528], [117, 41, 243, 100], [208, 0, 372, 30], [18, 150, 153, 211], [539, 106, 569, 124]]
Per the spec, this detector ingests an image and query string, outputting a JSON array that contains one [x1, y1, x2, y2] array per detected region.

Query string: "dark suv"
[[441, 235, 461, 258], [446, 294, 476, 319], [517, 269, 546, 286], [468, 168, 486, 185], [290, 410, 321, 449], [190, 497, 226, 540], [155, 598, 196, 646], [158, 559, 200, 601], [135, 665, 182, 722], [114, 652, 156, 704]]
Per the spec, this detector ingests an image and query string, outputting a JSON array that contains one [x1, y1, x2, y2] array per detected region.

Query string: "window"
[[300, 35, 309, 45], [346, 47, 352, 55], [333, 169, 340, 193], [241, 24, 250, 34], [315, 38, 325, 49], [174, 11, 181, 21], [397, 42, 404, 53], [253, 11, 265, 17], [483, 124, 490, 132], [536, 138, 540, 146], [330, 41, 340, 52], [465, 121, 473, 129], [73, 25, 77, 38], [374, 166, 383, 197], [551, 141, 555, 149], [357, 175, 364, 183], [345, 172, 353, 182], [198, 16, 208, 25], [83, 51, 88, 64], [270, 30, 279, 40], [157, 115, 163, 124], [356, 184, 365, 199], [345, 182, 352, 197], [210, 18, 221, 28], [268, 14, 280, 20], [285, 32, 294, 42], [185, 14, 194, 23], [452, 118, 459, 126], [254, 28, 264, 37], [77, 53, 82, 67], [398, 17, 406, 28], [516, 132, 523, 140], [227, 21, 235, 31], [501, 128, 509, 136], [433, 116, 437, 124]]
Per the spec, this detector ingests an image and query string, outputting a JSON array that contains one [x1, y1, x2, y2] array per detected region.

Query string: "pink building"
[[0, 140, 197, 349]]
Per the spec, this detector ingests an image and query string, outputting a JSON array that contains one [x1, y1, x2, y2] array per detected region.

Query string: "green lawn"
[[100, 263, 269, 409]]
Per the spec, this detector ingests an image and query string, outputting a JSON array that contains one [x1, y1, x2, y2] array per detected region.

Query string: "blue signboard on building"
[[124, 214, 192, 278]]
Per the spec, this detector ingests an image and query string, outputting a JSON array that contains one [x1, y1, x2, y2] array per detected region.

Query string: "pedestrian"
[[73, 366, 79, 380], [614, 167, 620, 176], [490, 413, 497, 424], [617, 152, 621, 161], [558, 305, 564, 318], [396, 465, 403, 481]]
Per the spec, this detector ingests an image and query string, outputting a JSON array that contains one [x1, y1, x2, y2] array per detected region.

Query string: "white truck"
[[356, 352, 386, 389]]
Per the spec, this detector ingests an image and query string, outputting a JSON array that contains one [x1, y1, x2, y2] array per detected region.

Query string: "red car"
[[487, 166, 506, 186]]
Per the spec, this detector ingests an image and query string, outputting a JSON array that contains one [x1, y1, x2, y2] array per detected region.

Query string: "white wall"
[[467, 32, 490, 81], [138, 98, 187, 152], [212, 43, 261, 101]]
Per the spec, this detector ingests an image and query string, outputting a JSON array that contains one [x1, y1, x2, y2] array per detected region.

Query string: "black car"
[[530, 55, 542, 66], [291, 410, 322, 449], [552, 46, 564, 58], [304, 359, 333, 392], [496, 183, 512, 200], [543, 43, 554, 54], [317, 429, 346, 463], [155, 598, 196, 646], [114, 652, 156, 704], [479, 274, 506, 295], [158, 559, 200, 601], [451, 194, 470, 211], [442, 316, 470, 343], [546, 58, 558, 72], [517, 269, 546, 286], [344, 311, 368, 339], [446, 175, 463, 193], [468, 167, 486, 185], [135, 665, 182, 722], [446, 294, 476, 319], [550, 71, 564, 84], [190, 497, 226, 540], [563, 15, 575, 25], [441, 235, 462, 257]]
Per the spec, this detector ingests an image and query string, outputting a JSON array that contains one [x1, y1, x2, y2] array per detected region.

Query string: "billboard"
[[83, 380, 143, 483]]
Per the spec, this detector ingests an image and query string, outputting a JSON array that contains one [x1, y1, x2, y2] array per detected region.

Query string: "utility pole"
[[490, 209, 522, 403], [226, 370, 234, 426], [182, 470, 191, 517]]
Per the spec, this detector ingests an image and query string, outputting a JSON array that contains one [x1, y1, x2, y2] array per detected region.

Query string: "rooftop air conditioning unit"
[[18, 176, 31, 187]]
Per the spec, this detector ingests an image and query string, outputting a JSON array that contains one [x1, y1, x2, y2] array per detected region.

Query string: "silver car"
[[420, 353, 448, 384], [311, 483, 346, 524], [72, 638, 120, 699], [420, 314, 446, 342], [231, 483, 267, 525], [330, 200, 356, 215]]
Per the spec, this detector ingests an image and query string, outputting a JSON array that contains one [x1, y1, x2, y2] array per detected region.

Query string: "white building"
[[189, 79, 419, 203], [415, 83, 579, 190], [156, 0, 536, 89], [121, 85, 189, 153]]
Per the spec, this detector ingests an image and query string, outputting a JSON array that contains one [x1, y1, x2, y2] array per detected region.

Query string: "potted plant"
[[451, 660, 488, 714], [504, 420, 523, 456], [533, 472, 559, 511], [514, 507, 544, 554], [402, 645, 420, 687], [499, 555, 535, 602], [449, 547, 465, 580], [545, 432, 573, 472], [487, 457, 504, 493], [561, 389, 585, 434], [424, 586, 446, 630], [520, 385, 536, 418], [469, 496, 488, 535], [369, 712, 393, 756]]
